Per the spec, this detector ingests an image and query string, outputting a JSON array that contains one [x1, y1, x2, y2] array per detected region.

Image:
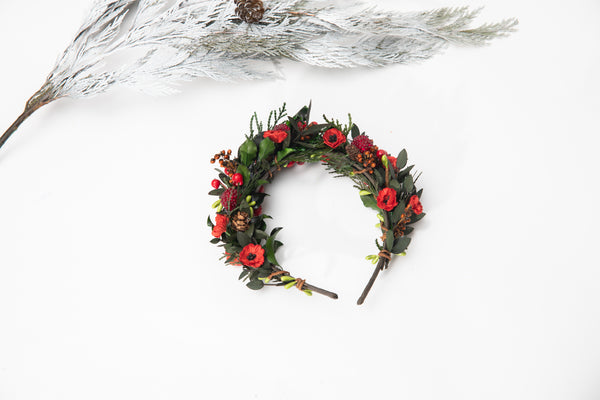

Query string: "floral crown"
[[208, 103, 424, 305]]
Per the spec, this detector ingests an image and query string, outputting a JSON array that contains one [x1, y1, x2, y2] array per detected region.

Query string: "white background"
[[1, 1, 599, 399]]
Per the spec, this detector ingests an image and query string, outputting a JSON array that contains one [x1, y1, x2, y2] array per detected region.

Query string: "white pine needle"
[[1, 0, 517, 149]]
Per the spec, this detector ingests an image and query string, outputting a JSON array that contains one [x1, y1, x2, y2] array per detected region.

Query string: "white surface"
[[1, 1, 599, 400]]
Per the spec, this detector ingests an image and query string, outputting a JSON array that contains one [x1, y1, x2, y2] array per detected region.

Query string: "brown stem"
[[357, 210, 392, 305], [303, 282, 338, 300], [357, 257, 387, 305], [0, 85, 55, 152]]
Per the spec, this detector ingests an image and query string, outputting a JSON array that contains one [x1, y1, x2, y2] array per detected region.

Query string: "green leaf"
[[407, 212, 426, 224], [239, 270, 249, 280], [207, 216, 214, 228], [396, 149, 408, 170], [403, 175, 414, 193], [360, 194, 380, 212], [270, 227, 283, 237], [258, 138, 276, 160], [246, 280, 265, 290], [236, 164, 250, 186], [210, 238, 220, 244], [237, 231, 252, 247], [208, 189, 225, 196], [256, 179, 270, 186], [351, 124, 360, 139], [239, 138, 257, 166], [265, 235, 280, 266], [254, 230, 268, 241], [277, 148, 296, 162], [373, 169, 385, 186], [391, 201, 405, 224], [385, 230, 395, 251], [392, 237, 411, 254], [302, 123, 328, 136], [389, 179, 402, 193]]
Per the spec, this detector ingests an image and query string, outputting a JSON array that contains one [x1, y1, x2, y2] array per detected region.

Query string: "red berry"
[[231, 173, 244, 186], [211, 179, 221, 189], [376, 149, 388, 159]]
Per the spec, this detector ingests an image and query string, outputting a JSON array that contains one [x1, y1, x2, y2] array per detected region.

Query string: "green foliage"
[[239, 138, 257, 166], [258, 138, 276, 160]]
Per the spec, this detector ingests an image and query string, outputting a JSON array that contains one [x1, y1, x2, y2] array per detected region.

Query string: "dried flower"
[[322, 128, 346, 149], [212, 214, 228, 238], [263, 130, 288, 144], [377, 188, 398, 211], [239, 244, 265, 268], [409, 195, 423, 215]]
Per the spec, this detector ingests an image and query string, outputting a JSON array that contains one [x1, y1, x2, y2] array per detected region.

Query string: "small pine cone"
[[235, 0, 265, 23], [346, 143, 361, 161], [231, 211, 250, 231]]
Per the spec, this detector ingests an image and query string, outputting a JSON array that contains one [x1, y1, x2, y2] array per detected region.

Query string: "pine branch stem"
[[0, 86, 54, 152]]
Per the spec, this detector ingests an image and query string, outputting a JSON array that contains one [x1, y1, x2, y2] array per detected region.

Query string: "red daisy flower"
[[239, 244, 265, 268], [322, 128, 346, 149], [376, 188, 398, 211]]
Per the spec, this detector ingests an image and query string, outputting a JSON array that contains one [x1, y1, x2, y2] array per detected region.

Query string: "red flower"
[[211, 179, 221, 189], [212, 214, 228, 238], [297, 121, 307, 131], [409, 195, 423, 215], [376, 149, 387, 159], [377, 188, 398, 211], [263, 130, 288, 144], [231, 173, 244, 186], [239, 244, 265, 268], [323, 128, 346, 149]]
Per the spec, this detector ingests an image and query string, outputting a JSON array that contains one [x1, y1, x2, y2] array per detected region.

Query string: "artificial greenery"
[[208, 103, 424, 304]]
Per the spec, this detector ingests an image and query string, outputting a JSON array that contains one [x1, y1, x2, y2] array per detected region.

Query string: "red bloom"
[[409, 195, 423, 215], [212, 214, 228, 238], [377, 188, 398, 211], [322, 128, 346, 149], [263, 130, 288, 144], [211, 179, 221, 189], [239, 244, 265, 268], [231, 173, 244, 186], [297, 121, 307, 131], [376, 149, 387, 159]]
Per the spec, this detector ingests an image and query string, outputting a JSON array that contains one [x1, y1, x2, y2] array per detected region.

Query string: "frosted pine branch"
[[1, 0, 517, 151]]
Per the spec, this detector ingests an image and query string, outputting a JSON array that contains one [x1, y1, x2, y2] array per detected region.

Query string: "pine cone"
[[232, 211, 250, 232], [234, 0, 265, 23], [346, 143, 361, 162]]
